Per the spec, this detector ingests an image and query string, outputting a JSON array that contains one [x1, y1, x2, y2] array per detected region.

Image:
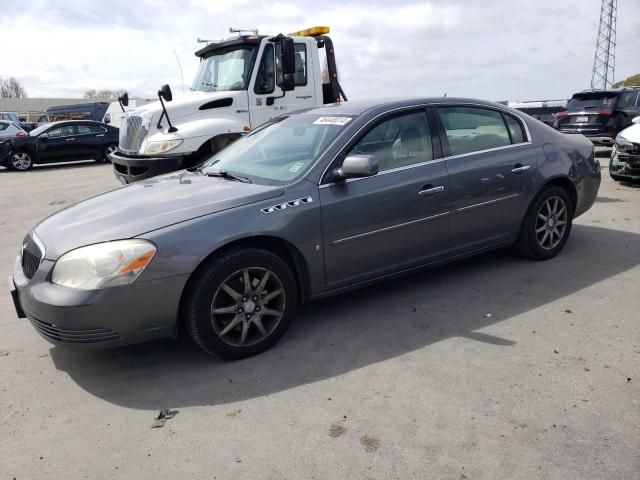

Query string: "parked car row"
[[0, 120, 119, 170]]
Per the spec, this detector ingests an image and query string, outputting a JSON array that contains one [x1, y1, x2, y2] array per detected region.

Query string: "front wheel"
[[183, 248, 298, 359], [10, 151, 33, 171], [516, 185, 573, 260]]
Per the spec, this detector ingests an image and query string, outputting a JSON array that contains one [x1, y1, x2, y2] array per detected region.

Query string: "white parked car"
[[609, 116, 640, 182], [0, 120, 27, 139]]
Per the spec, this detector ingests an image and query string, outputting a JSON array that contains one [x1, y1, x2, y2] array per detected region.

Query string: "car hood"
[[34, 171, 284, 259], [618, 123, 640, 144]]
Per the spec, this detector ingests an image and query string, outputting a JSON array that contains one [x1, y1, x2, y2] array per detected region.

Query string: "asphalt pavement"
[[0, 155, 638, 479]]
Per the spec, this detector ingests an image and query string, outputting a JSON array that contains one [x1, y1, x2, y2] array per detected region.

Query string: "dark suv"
[[554, 88, 640, 146]]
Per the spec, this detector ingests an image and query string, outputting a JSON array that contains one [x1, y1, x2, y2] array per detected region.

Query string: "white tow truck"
[[111, 26, 347, 183]]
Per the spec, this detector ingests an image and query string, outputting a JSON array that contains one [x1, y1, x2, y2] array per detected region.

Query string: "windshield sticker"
[[313, 116, 353, 126], [289, 162, 304, 173]]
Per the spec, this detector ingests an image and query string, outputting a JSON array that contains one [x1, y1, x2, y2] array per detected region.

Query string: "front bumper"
[[609, 149, 640, 181], [10, 258, 189, 348], [110, 150, 186, 184]]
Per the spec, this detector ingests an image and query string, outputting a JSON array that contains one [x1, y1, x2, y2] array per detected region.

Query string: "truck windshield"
[[192, 46, 257, 92], [201, 114, 355, 184]]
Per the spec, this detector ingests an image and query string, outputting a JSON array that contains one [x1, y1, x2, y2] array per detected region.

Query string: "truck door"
[[248, 40, 317, 128]]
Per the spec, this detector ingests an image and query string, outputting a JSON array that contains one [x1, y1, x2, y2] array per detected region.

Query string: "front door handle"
[[418, 185, 445, 196], [511, 164, 531, 174], [96, 134, 105, 137], [65, 138, 76, 141]]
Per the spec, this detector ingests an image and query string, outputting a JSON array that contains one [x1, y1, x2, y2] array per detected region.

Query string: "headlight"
[[51, 240, 156, 290], [615, 135, 634, 150], [144, 139, 182, 155]]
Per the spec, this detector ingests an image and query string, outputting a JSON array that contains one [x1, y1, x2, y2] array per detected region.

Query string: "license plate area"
[[576, 116, 589, 123]]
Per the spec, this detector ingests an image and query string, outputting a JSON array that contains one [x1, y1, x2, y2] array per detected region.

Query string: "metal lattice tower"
[[590, 0, 617, 89]]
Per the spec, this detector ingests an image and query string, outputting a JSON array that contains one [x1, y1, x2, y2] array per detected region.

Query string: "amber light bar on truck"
[[289, 26, 330, 37]]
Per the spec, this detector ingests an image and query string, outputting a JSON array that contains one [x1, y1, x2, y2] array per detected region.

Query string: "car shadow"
[[50, 225, 640, 409], [0, 160, 104, 172]]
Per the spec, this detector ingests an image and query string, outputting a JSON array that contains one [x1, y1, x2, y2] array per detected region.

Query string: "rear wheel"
[[10, 151, 33, 171], [101, 144, 117, 163], [183, 248, 297, 359], [516, 185, 573, 260]]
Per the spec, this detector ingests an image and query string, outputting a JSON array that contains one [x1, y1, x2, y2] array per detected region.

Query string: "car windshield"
[[567, 93, 618, 110], [28, 123, 55, 136], [192, 45, 257, 92], [201, 114, 355, 184]]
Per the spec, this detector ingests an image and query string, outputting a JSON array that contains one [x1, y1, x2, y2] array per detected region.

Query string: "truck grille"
[[21, 233, 43, 279], [119, 114, 148, 153]]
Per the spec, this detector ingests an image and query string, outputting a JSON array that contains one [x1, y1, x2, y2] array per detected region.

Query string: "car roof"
[[293, 97, 516, 117]]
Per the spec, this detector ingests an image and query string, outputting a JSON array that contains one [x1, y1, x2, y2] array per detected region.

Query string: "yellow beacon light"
[[289, 26, 330, 37]]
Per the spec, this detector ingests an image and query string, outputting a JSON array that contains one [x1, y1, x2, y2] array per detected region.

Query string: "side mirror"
[[158, 84, 173, 102], [279, 37, 296, 92], [335, 154, 379, 180], [39, 133, 49, 140], [632, 116, 640, 124], [118, 92, 129, 112]]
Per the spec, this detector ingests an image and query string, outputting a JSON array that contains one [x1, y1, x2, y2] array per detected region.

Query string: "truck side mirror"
[[158, 84, 173, 102], [280, 37, 296, 92], [119, 92, 129, 107]]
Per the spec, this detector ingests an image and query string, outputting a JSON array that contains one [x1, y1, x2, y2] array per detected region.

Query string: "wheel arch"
[[177, 235, 312, 329]]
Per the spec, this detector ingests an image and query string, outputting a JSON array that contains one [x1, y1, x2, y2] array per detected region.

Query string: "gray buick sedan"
[[10, 98, 601, 359]]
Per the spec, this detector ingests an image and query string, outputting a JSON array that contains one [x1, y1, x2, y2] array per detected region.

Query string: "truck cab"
[[111, 26, 346, 184]]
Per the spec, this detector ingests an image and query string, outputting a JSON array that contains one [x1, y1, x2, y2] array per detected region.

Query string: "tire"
[[183, 248, 298, 359], [516, 185, 573, 260], [9, 150, 33, 171], [101, 144, 117, 163]]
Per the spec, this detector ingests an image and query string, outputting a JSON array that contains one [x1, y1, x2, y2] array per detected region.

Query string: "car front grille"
[[119, 114, 148, 153], [30, 317, 121, 344], [21, 233, 43, 279]]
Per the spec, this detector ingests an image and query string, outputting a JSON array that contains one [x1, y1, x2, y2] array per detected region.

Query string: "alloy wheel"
[[535, 195, 568, 250], [11, 152, 32, 170], [210, 267, 286, 347]]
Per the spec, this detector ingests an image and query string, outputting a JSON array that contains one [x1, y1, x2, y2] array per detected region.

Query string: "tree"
[[0, 77, 28, 98], [83, 89, 127, 99], [613, 73, 640, 88]]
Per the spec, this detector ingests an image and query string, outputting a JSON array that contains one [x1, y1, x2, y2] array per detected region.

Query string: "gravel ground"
[[0, 154, 638, 479]]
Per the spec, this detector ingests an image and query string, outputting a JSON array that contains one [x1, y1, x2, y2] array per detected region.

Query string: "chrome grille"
[[21, 233, 43, 279], [119, 114, 148, 153]]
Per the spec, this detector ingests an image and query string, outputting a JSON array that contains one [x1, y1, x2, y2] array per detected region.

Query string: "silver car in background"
[[0, 120, 27, 139]]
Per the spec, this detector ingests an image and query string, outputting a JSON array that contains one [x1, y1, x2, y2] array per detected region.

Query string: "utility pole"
[[590, 0, 617, 89]]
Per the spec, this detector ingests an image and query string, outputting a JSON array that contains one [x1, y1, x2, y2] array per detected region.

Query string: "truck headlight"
[[144, 139, 182, 155], [51, 240, 156, 290]]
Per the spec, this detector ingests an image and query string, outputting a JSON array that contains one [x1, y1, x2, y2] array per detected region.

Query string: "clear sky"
[[1, 0, 638, 102]]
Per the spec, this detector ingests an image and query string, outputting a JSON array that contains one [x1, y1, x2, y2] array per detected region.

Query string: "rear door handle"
[[96, 134, 105, 137], [511, 164, 531, 174], [418, 185, 445, 196], [65, 138, 76, 141]]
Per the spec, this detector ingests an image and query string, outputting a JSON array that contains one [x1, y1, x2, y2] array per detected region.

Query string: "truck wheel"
[[184, 248, 298, 359], [101, 144, 117, 163], [10, 151, 33, 171], [516, 185, 573, 260]]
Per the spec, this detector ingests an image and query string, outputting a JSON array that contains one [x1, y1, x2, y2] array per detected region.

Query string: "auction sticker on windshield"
[[313, 116, 353, 126]]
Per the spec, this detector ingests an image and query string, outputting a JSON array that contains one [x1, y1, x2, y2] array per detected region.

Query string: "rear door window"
[[438, 107, 511, 156], [0, 122, 9, 131]]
